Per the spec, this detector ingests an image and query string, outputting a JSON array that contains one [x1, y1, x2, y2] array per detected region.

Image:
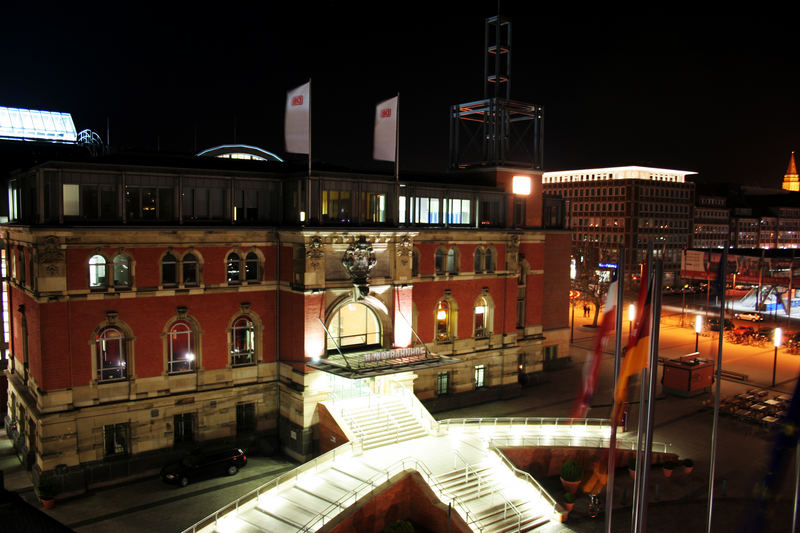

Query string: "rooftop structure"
[[0, 106, 77, 143]]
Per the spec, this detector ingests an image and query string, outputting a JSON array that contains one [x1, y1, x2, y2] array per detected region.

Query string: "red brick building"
[[2, 150, 569, 494]]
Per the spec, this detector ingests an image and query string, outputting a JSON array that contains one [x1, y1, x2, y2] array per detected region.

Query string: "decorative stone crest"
[[507, 234, 520, 271], [38, 236, 64, 264], [396, 235, 412, 266], [306, 236, 324, 270], [341, 236, 377, 299]]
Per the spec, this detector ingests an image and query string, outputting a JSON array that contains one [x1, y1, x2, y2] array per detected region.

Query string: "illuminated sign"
[[0, 106, 77, 142], [598, 263, 618, 269], [362, 346, 426, 363]]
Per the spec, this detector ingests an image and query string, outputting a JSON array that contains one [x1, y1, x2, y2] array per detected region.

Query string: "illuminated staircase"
[[338, 395, 429, 449]]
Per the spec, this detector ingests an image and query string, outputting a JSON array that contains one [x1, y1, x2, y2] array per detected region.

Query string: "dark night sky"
[[2, 8, 799, 185]]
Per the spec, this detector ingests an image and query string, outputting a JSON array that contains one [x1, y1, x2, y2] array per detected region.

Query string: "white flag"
[[285, 82, 310, 154], [373, 96, 398, 161]]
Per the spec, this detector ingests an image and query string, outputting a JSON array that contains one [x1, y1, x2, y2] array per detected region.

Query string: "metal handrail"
[[488, 435, 670, 454], [440, 416, 611, 429], [488, 446, 559, 510]]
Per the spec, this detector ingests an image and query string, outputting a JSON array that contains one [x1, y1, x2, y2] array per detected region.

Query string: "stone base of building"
[[421, 383, 521, 414]]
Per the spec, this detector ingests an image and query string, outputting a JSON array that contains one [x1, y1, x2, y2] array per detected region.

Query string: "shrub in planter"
[[37, 479, 57, 509], [682, 458, 694, 474], [560, 460, 583, 494], [562, 491, 576, 512], [662, 461, 677, 478]]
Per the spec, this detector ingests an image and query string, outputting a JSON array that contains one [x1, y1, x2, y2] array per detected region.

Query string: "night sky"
[[3, 8, 799, 185]]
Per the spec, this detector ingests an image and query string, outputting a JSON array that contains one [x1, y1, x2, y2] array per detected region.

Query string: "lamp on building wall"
[[628, 304, 636, 340], [773, 327, 783, 387], [512, 175, 532, 196], [695, 315, 702, 352]]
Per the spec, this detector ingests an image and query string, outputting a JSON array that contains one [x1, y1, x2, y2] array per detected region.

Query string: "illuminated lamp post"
[[695, 315, 702, 353], [773, 327, 783, 387], [628, 303, 636, 341]]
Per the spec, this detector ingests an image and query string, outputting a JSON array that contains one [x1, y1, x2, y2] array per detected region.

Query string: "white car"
[[734, 312, 764, 322]]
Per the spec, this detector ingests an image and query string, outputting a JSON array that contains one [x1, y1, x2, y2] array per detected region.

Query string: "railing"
[[297, 456, 482, 532], [180, 441, 360, 533], [488, 435, 669, 453], [397, 385, 441, 435], [488, 446, 559, 512], [440, 416, 612, 432]]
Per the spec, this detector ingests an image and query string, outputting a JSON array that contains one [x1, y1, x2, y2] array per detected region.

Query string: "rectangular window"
[[399, 195, 406, 223], [361, 192, 386, 223], [173, 413, 196, 444], [63, 184, 80, 216], [436, 371, 449, 395], [544, 345, 558, 361], [236, 403, 257, 435], [103, 423, 129, 457], [474, 364, 486, 388]]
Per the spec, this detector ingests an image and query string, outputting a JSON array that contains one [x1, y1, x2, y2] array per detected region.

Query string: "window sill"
[[98, 378, 128, 385]]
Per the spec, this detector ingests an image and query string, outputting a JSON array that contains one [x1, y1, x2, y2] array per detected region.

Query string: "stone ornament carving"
[[507, 234, 520, 271], [341, 236, 377, 299], [38, 236, 64, 264], [396, 235, 412, 266], [306, 236, 324, 270]]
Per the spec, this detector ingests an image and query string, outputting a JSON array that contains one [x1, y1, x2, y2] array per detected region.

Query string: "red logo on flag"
[[291, 95, 304, 106], [380, 108, 392, 118]]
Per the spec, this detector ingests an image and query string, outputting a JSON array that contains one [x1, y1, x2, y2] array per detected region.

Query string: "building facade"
[[542, 166, 696, 284], [2, 154, 570, 494]]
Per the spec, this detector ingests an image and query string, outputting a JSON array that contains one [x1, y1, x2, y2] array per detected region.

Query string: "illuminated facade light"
[[512, 175, 532, 195]]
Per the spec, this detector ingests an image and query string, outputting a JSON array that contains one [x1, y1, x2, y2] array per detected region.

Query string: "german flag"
[[611, 270, 653, 427]]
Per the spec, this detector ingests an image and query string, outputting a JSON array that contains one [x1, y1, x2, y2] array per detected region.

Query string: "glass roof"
[[0, 106, 77, 142]]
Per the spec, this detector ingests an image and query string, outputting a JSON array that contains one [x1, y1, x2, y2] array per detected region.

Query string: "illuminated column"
[[394, 285, 413, 348], [303, 292, 326, 362]]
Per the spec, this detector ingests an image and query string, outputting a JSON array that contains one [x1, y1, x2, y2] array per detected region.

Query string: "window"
[[173, 413, 195, 444], [89, 254, 107, 288], [103, 423, 129, 457], [227, 253, 242, 284], [474, 364, 486, 388], [435, 248, 446, 275], [474, 296, 490, 338], [236, 403, 257, 435], [112, 254, 131, 288], [436, 371, 450, 395], [182, 253, 199, 286], [97, 327, 127, 381], [435, 299, 454, 342], [446, 248, 458, 275], [168, 321, 195, 373], [161, 252, 178, 287], [474, 248, 484, 273], [245, 251, 260, 282], [544, 345, 558, 361], [321, 189, 352, 223], [485, 247, 495, 273], [361, 192, 386, 223], [231, 317, 255, 366], [411, 248, 420, 277], [327, 302, 381, 352], [17, 248, 25, 286]]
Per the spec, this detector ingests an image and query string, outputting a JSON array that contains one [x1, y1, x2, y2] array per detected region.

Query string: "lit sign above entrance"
[[363, 346, 426, 363]]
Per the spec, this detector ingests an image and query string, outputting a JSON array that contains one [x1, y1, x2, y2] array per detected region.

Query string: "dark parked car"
[[708, 318, 734, 331], [161, 447, 247, 487]]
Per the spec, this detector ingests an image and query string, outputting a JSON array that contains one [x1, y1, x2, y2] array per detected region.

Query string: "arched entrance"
[[326, 301, 381, 353]]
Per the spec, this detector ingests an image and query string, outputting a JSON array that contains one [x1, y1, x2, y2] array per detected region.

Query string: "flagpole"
[[604, 246, 625, 533], [306, 78, 312, 219], [637, 259, 664, 532], [394, 92, 400, 184], [706, 246, 728, 533]]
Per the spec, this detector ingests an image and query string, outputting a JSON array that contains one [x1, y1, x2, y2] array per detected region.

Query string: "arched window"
[[436, 299, 453, 342], [89, 254, 107, 288], [485, 247, 495, 273], [434, 248, 446, 275], [161, 252, 178, 287], [168, 321, 195, 373], [474, 294, 493, 338], [245, 251, 260, 282], [474, 248, 485, 273], [231, 317, 255, 366], [327, 302, 381, 352], [112, 254, 131, 288], [182, 253, 199, 286], [97, 327, 127, 381], [447, 247, 458, 275], [227, 253, 242, 284]]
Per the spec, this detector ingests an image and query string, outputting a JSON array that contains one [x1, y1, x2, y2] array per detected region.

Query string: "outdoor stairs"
[[218, 460, 387, 532], [339, 396, 429, 450], [434, 464, 551, 532]]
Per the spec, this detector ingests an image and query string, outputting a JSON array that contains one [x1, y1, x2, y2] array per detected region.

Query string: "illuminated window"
[[227, 253, 242, 284], [96, 327, 127, 381], [326, 302, 381, 352], [161, 252, 178, 287], [89, 254, 107, 288], [436, 299, 455, 342], [322, 189, 352, 223], [112, 254, 131, 288], [168, 321, 195, 373], [474, 364, 486, 388], [231, 317, 255, 366], [474, 295, 491, 338], [361, 192, 386, 223]]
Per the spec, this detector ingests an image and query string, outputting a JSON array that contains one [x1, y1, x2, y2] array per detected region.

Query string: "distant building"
[[692, 195, 729, 249], [782, 152, 799, 192], [542, 166, 696, 284]]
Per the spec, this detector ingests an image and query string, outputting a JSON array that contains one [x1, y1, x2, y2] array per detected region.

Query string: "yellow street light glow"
[[436, 309, 447, 320], [775, 327, 783, 348], [695, 315, 702, 334], [628, 304, 636, 322], [512, 175, 532, 195]]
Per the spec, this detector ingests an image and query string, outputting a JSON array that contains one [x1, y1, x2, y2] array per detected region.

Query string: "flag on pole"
[[373, 96, 398, 161], [285, 82, 310, 154], [572, 270, 618, 418], [611, 268, 653, 426]]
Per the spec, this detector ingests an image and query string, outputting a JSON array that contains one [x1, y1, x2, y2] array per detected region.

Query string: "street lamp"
[[695, 315, 702, 353], [773, 327, 783, 387], [628, 303, 636, 340]]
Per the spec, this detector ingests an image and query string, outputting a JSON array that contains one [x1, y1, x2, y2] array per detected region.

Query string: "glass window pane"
[[113, 254, 130, 287], [89, 255, 106, 287]]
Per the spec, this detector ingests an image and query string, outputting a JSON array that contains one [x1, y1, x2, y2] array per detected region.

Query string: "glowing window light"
[[0, 106, 77, 142], [512, 175, 532, 196]]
